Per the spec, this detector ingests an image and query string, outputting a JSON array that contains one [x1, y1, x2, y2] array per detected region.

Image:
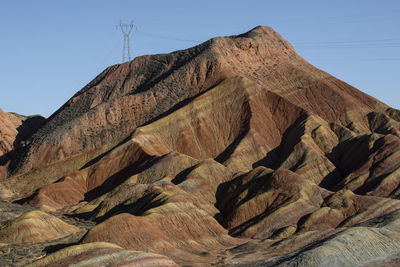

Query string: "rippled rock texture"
[[1, 26, 400, 266]]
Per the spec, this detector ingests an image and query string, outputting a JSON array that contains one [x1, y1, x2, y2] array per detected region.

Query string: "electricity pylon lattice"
[[118, 20, 136, 63]]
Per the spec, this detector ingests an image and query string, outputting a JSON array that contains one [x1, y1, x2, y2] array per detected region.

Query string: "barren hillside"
[[1, 26, 400, 266]]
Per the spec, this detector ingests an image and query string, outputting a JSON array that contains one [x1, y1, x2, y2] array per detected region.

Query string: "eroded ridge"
[[1, 26, 400, 266]]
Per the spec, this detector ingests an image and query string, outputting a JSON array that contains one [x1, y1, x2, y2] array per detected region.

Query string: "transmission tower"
[[117, 20, 137, 62]]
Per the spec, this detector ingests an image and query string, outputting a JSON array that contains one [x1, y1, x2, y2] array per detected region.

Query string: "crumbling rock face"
[[1, 26, 400, 266]]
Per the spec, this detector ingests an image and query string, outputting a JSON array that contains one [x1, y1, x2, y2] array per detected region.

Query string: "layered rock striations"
[[0, 210, 79, 244], [2, 26, 386, 195], [25, 242, 178, 267], [1, 26, 400, 266]]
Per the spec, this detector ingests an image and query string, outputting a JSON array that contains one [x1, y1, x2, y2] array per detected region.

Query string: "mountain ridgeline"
[[1, 26, 400, 266]]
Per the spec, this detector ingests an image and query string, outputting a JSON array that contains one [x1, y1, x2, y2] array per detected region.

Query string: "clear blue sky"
[[1, 0, 399, 117]]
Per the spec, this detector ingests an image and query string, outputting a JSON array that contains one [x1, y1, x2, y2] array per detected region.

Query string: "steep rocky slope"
[[1, 26, 387, 199], [0, 109, 45, 182], [1, 26, 400, 266], [0, 109, 25, 158]]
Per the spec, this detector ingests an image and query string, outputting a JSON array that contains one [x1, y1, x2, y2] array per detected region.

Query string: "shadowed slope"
[[1, 26, 400, 266], [0, 109, 45, 181], [224, 209, 400, 266], [26, 242, 178, 267], [4, 26, 386, 187], [4, 76, 305, 205]]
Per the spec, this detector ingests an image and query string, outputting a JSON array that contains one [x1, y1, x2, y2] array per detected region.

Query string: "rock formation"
[[0, 210, 79, 244], [25, 242, 178, 267], [0, 109, 25, 158], [1, 26, 400, 266], [0, 109, 45, 182]]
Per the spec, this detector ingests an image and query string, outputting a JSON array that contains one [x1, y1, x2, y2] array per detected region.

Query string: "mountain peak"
[[4, 26, 386, 179], [1, 26, 400, 266]]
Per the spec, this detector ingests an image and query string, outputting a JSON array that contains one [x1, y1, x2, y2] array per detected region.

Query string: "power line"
[[296, 44, 400, 49], [139, 31, 201, 44], [134, 9, 400, 29], [293, 38, 400, 45], [117, 20, 137, 62], [109, 21, 400, 64], [137, 33, 400, 49], [308, 58, 400, 62], [271, 9, 400, 26], [137, 28, 400, 49], [293, 37, 400, 50]]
